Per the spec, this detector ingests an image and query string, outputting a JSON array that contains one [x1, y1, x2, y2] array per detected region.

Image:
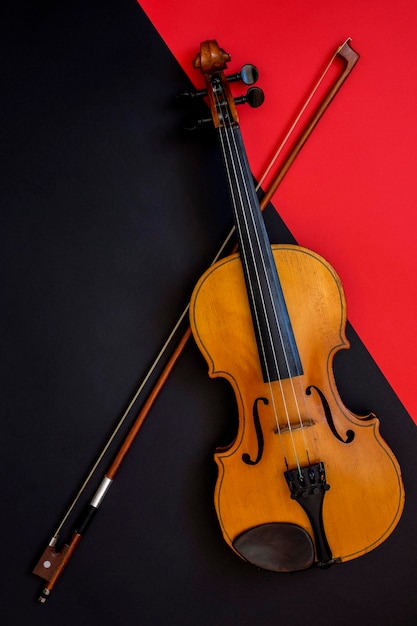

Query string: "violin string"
[[215, 80, 308, 472], [218, 122, 290, 457], [218, 123, 303, 471], [223, 81, 312, 466]]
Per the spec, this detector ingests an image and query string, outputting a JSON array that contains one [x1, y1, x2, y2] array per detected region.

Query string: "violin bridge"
[[274, 416, 314, 434]]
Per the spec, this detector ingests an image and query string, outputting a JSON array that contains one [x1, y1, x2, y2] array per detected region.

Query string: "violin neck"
[[217, 124, 303, 382]]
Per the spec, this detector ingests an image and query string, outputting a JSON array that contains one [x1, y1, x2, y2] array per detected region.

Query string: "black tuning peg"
[[226, 64, 259, 85], [182, 115, 212, 131], [234, 87, 265, 108], [182, 86, 265, 130], [177, 64, 260, 104], [176, 88, 207, 104]]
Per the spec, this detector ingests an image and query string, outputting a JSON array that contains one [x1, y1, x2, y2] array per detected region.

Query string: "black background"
[[2, 1, 417, 624]]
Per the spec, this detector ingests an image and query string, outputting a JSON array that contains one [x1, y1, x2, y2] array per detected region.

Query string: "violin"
[[189, 40, 404, 571]]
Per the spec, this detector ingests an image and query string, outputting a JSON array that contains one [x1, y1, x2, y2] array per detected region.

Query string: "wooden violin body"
[[189, 40, 404, 571], [190, 245, 404, 570]]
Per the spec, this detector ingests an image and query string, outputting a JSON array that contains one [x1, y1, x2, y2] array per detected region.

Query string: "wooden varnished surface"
[[190, 246, 404, 562]]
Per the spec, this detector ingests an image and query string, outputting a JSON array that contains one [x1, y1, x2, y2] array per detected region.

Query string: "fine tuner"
[[177, 62, 264, 130]]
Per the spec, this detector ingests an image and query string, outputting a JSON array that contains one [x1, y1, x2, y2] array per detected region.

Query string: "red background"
[[138, 0, 417, 423]]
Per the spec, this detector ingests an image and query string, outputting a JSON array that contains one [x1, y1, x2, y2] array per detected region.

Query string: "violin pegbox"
[[177, 39, 264, 131]]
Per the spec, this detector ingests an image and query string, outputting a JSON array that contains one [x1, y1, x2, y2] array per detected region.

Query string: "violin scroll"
[[178, 40, 264, 130], [192, 40, 230, 73]]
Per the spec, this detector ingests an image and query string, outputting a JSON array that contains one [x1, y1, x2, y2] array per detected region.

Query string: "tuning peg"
[[234, 87, 265, 108], [182, 115, 212, 131], [176, 88, 208, 104], [177, 64, 260, 104], [182, 87, 265, 129], [226, 64, 259, 85]]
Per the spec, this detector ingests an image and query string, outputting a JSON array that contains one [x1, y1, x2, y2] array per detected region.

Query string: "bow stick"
[[32, 38, 359, 602]]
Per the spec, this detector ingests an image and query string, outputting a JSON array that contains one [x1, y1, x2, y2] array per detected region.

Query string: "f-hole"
[[242, 397, 268, 465], [307, 385, 355, 444]]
